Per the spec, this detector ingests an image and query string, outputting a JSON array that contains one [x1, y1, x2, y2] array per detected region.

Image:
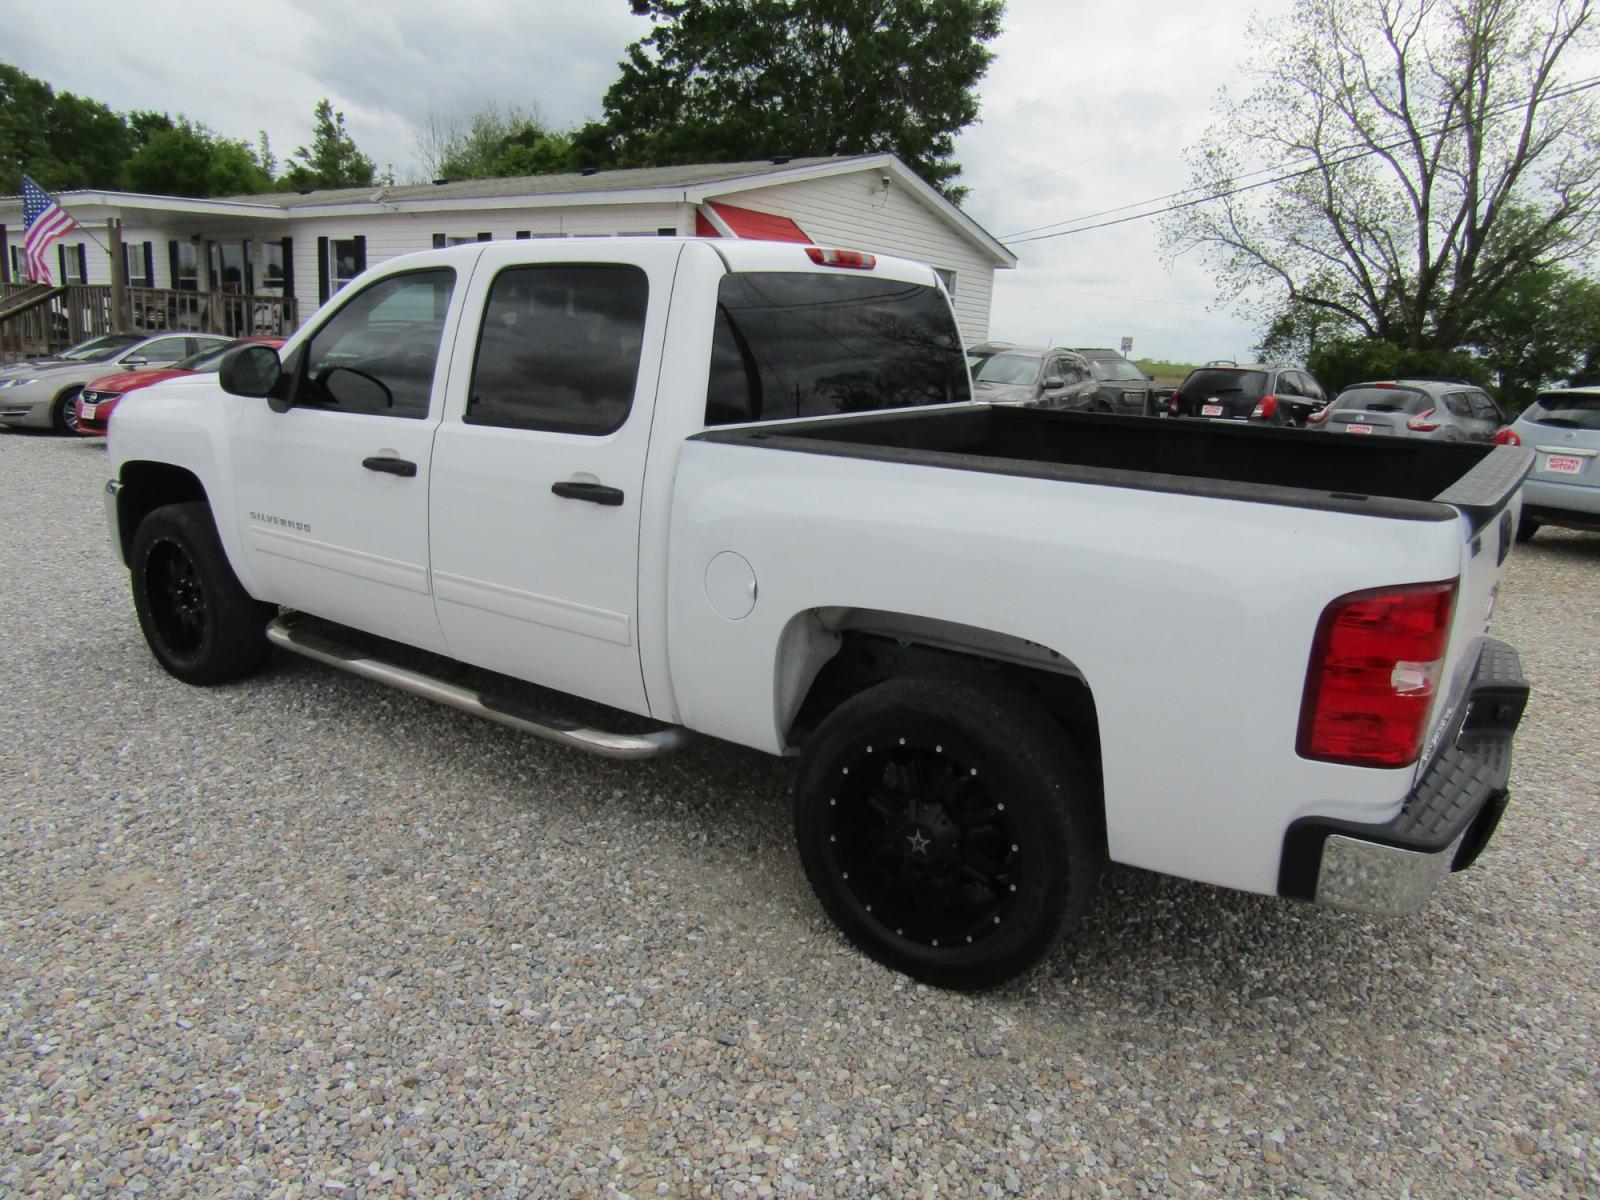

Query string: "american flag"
[[22, 176, 79, 285]]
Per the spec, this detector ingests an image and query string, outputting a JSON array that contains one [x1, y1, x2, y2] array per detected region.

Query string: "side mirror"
[[220, 343, 284, 401], [1043, 375, 1065, 391], [123, 356, 148, 367]]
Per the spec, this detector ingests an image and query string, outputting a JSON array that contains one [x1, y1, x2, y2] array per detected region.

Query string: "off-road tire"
[[130, 502, 273, 684], [794, 674, 1103, 990]]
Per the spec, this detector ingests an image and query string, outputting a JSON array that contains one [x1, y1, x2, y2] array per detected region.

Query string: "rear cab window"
[[705, 272, 968, 425]]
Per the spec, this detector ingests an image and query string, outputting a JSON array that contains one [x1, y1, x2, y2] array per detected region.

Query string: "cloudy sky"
[[9, 0, 1293, 361]]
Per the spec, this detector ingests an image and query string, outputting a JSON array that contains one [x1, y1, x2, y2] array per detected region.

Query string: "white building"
[[0, 155, 1014, 345]]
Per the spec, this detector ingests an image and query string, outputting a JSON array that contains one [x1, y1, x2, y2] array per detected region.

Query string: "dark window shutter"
[[477, 232, 491, 242], [59, 243, 68, 283], [168, 241, 180, 289], [352, 236, 366, 274], [0, 224, 8, 283], [432, 234, 446, 249], [142, 242, 154, 287], [515, 230, 530, 240], [657, 227, 676, 236], [317, 236, 329, 304], [78, 244, 88, 283], [280, 237, 294, 299]]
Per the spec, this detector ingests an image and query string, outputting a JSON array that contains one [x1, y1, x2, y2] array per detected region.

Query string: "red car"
[[76, 336, 286, 437]]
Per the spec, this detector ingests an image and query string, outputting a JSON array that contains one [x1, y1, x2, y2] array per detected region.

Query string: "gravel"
[[1, 430, 1596, 1198]]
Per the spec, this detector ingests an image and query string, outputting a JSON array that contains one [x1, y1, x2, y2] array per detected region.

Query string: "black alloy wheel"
[[130, 502, 273, 684], [795, 675, 1102, 990]]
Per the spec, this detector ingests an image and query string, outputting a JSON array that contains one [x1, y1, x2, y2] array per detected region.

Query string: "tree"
[[1163, 0, 1600, 354], [283, 98, 375, 190], [0, 62, 131, 193], [414, 103, 575, 181], [584, 0, 1003, 199], [1472, 268, 1600, 408], [122, 120, 274, 197]]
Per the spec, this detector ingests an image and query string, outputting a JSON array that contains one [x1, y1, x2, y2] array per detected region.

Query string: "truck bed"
[[695, 406, 1531, 528]]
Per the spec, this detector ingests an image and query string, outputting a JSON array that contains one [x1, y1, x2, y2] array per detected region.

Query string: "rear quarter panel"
[[666, 441, 1484, 896]]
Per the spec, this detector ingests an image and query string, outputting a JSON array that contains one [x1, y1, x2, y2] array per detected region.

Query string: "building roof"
[[224, 158, 845, 208]]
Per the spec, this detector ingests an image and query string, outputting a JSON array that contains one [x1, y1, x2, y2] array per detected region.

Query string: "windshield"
[[177, 339, 271, 372], [974, 352, 1044, 386], [1086, 358, 1147, 382], [59, 333, 144, 361], [1332, 386, 1432, 415], [1179, 368, 1268, 399], [1526, 393, 1600, 430]]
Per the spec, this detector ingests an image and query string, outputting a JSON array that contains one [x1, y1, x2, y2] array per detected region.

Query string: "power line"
[[998, 73, 1600, 246]]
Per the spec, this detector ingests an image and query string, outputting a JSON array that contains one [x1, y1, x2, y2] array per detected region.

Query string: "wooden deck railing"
[[0, 282, 298, 362]]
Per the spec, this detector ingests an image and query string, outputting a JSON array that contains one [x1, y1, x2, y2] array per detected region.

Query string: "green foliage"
[[586, 0, 1004, 199], [1164, 0, 1600, 353], [427, 103, 575, 180], [1307, 339, 1493, 398], [1472, 269, 1600, 412], [0, 62, 132, 193], [282, 99, 375, 190], [122, 120, 274, 198]]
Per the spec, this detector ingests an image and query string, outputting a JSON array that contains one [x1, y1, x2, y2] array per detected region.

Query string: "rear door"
[[426, 240, 681, 716]]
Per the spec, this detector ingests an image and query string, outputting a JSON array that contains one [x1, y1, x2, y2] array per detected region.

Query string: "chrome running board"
[[266, 612, 691, 761]]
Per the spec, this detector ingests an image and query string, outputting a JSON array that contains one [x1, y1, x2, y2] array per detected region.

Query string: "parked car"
[[76, 336, 286, 437], [965, 341, 1013, 373], [0, 332, 147, 379], [1075, 348, 1159, 416], [1307, 379, 1506, 442], [1168, 363, 1328, 426], [0, 332, 233, 433], [1503, 386, 1600, 540], [971, 345, 1100, 411]]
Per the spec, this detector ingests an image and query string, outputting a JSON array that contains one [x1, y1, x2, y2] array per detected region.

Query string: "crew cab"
[[103, 239, 1532, 989]]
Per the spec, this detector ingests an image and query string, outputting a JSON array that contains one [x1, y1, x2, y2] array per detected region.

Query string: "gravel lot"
[[1, 431, 1595, 1199]]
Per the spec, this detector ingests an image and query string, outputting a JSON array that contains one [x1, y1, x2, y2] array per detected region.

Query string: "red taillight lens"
[[1252, 394, 1279, 419], [1306, 405, 1330, 425], [1406, 407, 1440, 432], [1168, 394, 1180, 415], [1492, 426, 1521, 446], [805, 246, 876, 269], [1298, 581, 1457, 768]]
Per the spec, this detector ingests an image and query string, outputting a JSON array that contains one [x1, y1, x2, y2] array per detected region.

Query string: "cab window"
[[297, 270, 455, 418], [466, 264, 650, 435]]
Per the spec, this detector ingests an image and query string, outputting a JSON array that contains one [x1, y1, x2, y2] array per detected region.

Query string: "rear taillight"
[[1492, 426, 1521, 446], [1406, 407, 1440, 432], [1252, 395, 1279, 419], [805, 246, 876, 269], [1168, 393, 1180, 415], [1298, 581, 1457, 768], [1306, 405, 1330, 425]]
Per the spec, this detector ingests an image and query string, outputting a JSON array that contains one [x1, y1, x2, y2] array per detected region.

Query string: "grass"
[[1136, 359, 1200, 388]]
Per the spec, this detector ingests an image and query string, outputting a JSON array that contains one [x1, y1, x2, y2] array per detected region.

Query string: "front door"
[[230, 266, 461, 653], [428, 241, 679, 716]]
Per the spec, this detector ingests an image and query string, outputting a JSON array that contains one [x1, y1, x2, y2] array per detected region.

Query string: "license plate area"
[[1201, 403, 1225, 417], [1346, 422, 1374, 435], [1543, 453, 1585, 475], [80, 404, 97, 421]]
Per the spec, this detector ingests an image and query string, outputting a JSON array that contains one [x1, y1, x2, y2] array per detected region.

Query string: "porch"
[[0, 281, 298, 364]]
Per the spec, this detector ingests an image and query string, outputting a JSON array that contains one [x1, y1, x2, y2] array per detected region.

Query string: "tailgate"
[[1421, 445, 1533, 764]]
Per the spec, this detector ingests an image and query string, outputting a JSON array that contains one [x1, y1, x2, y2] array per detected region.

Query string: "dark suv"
[[1168, 363, 1328, 426], [1074, 349, 1158, 416], [1307, 379, 1506, 441]]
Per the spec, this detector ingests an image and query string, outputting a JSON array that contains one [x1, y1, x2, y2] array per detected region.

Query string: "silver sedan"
[[0, 333, 231, 433]]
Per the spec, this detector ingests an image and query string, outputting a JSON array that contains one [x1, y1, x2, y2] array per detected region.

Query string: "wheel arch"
[[113, 461, 209, 566], [776, 606, 1103, 798]]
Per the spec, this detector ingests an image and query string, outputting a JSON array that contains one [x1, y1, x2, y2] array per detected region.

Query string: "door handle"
[[551, 480, 625, 506], [363, 455, 417, 477]]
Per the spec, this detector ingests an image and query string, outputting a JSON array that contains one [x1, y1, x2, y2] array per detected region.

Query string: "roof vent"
[[297, 189, 312, 195], [433, 178, 451, 186], [580, 167, 601, 176], [770, 156, 791, 164]]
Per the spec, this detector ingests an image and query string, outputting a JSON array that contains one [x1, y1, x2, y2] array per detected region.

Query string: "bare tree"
[[1163, 0, 1600, 351]]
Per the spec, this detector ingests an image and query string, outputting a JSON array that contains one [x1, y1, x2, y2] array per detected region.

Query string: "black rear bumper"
[[1278, 639, 1528, 912]]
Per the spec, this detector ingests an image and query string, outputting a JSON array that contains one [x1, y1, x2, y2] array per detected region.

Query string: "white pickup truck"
[[104, 238, 1531, 989]]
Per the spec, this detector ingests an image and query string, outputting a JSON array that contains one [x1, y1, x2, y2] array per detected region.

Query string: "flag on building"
[[22, 176, 80, 285]]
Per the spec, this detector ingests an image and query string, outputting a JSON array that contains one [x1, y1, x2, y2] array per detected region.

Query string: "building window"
[[262, 242, 286, 292], [60, 244, 88, 284], [330, 238, 364, 293], [173, 242, 199, 290], [934, 267, 957, 295], [123, 242, 153, 286], [9, 245, 25, 282]]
